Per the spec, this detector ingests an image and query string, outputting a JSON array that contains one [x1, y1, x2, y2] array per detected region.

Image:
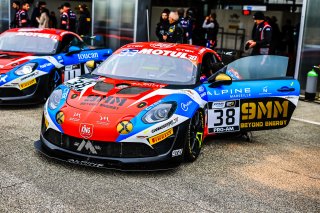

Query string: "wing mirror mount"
[[208, 73, 232, 88], [66, 46, 81, 56]]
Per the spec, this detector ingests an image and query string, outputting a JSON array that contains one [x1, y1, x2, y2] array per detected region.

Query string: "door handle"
[[277, 87, 295, 92]]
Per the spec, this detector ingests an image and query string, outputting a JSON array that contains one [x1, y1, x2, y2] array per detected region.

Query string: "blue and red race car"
[[35, 42, 300, 170], [0, 28, 112, 104]]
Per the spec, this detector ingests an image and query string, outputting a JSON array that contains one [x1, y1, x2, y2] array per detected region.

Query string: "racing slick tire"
[[44, 69, 61, 100], [184, 109, 205, 162]]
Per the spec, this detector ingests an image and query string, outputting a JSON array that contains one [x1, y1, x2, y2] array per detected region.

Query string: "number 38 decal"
[[208, 100, 240, 133]]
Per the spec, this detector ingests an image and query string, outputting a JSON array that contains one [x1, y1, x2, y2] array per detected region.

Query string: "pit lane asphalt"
[[0, 101, 319, 212]]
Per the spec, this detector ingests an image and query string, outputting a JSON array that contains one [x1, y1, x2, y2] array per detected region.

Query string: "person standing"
[[49, 11, 58, 28], [77, 4, 91, 37], [163, 11, 183, 44], [10, 1, 20, 28], [18, 2, 30, 28], [246, 11, 272, 55], [180, 8, 195, 44], [155, 8, 170, 42], [202, 12, 219, 49], [36, 6, 49, 28], [60, 2, 77, 32], [30, 1, 45, 27]]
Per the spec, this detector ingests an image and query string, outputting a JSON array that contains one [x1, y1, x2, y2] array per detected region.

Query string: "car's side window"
[[201, 53, 214, 78], [59, 34, 75, 53], [59, 34, 88, 53]]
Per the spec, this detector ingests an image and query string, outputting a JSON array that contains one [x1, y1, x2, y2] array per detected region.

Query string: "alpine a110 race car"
[[35, 42, 300, 170], [0, 28, 112, 104]]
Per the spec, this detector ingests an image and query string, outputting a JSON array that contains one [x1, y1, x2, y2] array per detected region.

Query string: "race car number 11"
[[208, 100, 240, 133]]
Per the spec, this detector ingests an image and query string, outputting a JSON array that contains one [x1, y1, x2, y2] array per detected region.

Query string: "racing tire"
[[44, 69, 61, 99], [184, 110, 205, 162]]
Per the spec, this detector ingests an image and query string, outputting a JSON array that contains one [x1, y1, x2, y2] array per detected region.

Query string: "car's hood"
[[66, 76, 169, 115], [0, 51, 34, 74], [53, 77, 172, 141]]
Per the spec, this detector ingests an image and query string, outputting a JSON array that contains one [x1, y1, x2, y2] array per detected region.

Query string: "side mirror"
[[85, 60, 96, 72], [66, 46, 81, 55], [208, 73, 232, 88]]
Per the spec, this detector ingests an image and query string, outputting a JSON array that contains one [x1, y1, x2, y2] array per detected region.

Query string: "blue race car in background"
[[0, 28, 112, 105]]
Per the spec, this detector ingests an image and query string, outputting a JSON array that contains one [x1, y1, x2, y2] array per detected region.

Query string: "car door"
[[203, 55, 300, 134], [59, 34, 111, 81]]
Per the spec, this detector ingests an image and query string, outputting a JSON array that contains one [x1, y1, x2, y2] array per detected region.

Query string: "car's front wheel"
[[184, 110, 205, 162]]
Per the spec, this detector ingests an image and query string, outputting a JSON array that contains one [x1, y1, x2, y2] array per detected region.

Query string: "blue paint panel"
[[205, 79, 300, 102]]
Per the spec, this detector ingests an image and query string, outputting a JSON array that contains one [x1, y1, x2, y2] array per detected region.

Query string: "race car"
[[35, 42, 300, 170], [0, 28, 112, 104]]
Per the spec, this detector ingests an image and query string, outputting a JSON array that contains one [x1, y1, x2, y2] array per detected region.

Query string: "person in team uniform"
[[180, 8, 195, 44], [246, 11, 272, 55], [60, 2, 77, 32], [155, 8, 170, 42], [18, 2, 30, 28], [10, 1, 20, 28], [163, 11, 183, 44]]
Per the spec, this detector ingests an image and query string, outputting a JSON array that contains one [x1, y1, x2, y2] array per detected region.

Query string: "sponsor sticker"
[[77, 52, 99, 60], [181, 101, 192, 111], [69, 112, 81, 122], [148, 128, 173, 145], [39, 63, 52, 69], [150, 43, 177, 49], [172, 148, 183, 157], [79, 123, 94, 139], [138, 48, 197, 61], [151, 117, 178, 133], [19, 78, 36, 90], [67, 159, 104, 168], [240, 99, 290, 129]]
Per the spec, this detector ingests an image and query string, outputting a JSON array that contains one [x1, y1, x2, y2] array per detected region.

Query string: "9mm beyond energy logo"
[[240, 98, 294, 130]]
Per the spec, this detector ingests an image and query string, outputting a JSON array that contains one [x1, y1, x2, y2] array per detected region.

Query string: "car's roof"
[[116, 42, 220, 64], [3, 28, 80, 41]]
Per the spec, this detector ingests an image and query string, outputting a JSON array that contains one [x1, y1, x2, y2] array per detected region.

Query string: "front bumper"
[[35, 122, 189, 171], [0, 77, 45, 105]]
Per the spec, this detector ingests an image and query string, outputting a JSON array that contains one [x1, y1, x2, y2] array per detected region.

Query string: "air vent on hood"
[[93, 81, 114, 92], [117, 87, 150, 95], [0, 54, 21, 59]]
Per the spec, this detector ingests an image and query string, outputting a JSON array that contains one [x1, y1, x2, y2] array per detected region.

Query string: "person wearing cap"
[[246, 11, 272, 55], [60, 2, 77, 32], [77, 4, 91, 37], [155, 8, 170, 42]]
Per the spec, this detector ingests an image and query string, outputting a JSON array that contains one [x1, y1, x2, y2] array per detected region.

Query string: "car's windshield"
[[92, 50, 197, 85], [225, 55, 289, 80], [0, 32, 58, 54]]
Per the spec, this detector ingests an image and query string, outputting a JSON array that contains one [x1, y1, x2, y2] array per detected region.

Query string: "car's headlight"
[[15, 63, 37, 76], [142, 102, 176, 123], [48, 88, 62, 110]]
